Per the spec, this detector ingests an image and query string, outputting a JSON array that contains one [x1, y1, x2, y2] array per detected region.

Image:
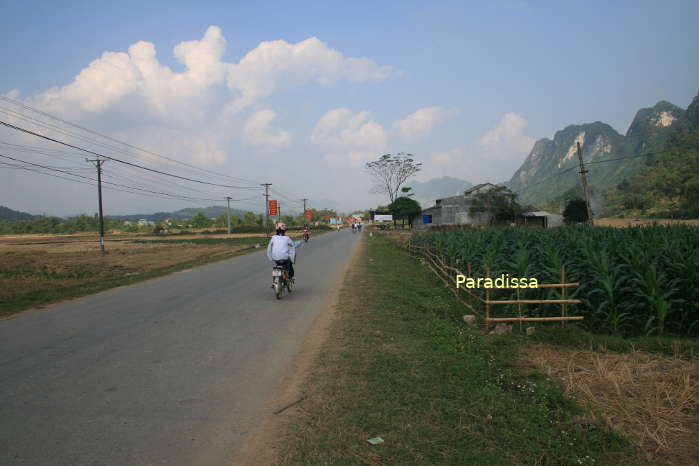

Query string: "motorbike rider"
[[303, 224, 310, 241], [267, 222, 296, 280]]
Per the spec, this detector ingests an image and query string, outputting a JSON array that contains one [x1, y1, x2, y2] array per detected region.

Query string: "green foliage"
[[388, 196, 421, 226], [190, 211, 211, 228], [563, 198, 589, 224], [0, 214, 141, 234], [412, 225, 699, 337], [468, 186, 522, 224]]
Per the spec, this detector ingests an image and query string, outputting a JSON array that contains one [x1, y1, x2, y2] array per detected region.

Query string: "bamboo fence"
[[405, 240, 583, 329]]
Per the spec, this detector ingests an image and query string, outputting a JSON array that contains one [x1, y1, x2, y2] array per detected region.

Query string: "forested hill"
[[0, 206, 35, 221], [605, 94, 699, 217]]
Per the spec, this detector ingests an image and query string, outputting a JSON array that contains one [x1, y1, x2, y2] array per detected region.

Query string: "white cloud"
[[394, 106, 459, 138], [478, 112, 535, 160], [227, 37, 393, 111], [16, 27, 392, 166], [243, 109, 291, 149], [311, 108, 387, 165]]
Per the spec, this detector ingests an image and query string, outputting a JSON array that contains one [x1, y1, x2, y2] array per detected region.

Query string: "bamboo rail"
[[486, 316, 584, 322], [485, 299, 581, 305]]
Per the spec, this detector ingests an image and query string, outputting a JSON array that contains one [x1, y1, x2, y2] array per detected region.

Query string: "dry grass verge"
[[519, 344, 699, 465]]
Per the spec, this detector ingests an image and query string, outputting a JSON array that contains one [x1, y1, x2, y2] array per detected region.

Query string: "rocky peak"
[[626, 101, 685, 138]]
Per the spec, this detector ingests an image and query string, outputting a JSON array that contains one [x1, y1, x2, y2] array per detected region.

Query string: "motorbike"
[[272, 261, 293, 299], [303, 231, 310, 242]]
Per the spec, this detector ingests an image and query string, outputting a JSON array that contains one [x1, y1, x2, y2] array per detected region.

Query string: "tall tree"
[[365, 153, 422, 203], [468, 186, 522, 225], [388, 196, 422, 228], [563, 199, 589, 224], [191, 211, 211, 228]]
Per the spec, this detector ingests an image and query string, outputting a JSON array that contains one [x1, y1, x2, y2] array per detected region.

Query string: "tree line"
[[0, 207, 340, 235]]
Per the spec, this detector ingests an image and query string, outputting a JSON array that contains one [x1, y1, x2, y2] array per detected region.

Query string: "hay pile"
[[521, 344, 699, 465]]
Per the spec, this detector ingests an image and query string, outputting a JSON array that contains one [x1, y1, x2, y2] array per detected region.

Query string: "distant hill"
[[505, 95, 695, 213], [405, 176, 473, 206], [0, 206, 35, 221], [107, 205, 251, 222]]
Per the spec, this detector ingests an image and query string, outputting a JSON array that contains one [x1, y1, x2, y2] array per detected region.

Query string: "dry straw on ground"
[[520, 344, 699, 465]]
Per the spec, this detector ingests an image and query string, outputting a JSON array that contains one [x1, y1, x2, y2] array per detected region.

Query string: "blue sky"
[[1, 0, 698, 215]]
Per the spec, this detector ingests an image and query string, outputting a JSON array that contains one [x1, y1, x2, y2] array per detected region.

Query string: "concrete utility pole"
[[278, 202, 281, 222], [261, 183, 272, 237], [302, 198, 308, 223], [576, 142, 594, 226], [87, 158, 106, 253], [225, 196, 232, 235]]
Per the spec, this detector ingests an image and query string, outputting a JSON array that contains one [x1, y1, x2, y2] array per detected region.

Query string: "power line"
[[0, 95, 263, 186], [0, 153, 227, 202], [0, 98, 312, 205], [0, 120, 263, 190]]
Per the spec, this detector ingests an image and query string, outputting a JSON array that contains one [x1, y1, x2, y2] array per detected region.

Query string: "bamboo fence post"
[[561, 265, 567, 327], [455, 259, 460, 299], [485, 267, 491, 329], [517, 287, 522, 333]]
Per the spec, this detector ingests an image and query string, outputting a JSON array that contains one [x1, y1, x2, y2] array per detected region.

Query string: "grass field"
[[0, 231, 304, 316], [278, 234, 642, 465]]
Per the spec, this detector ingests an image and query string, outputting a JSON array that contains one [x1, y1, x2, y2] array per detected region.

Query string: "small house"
[[518, 210, 564, 228], [414, 183, 499, 229]]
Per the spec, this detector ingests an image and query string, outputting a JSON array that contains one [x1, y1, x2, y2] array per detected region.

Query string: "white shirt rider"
[[267, 224, 296, 262]]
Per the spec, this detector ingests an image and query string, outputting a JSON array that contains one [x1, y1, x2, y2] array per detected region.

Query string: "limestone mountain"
[[506, 97, 693, 209]]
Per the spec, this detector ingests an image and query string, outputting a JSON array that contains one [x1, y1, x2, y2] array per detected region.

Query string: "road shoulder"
[[266, 233, 642, 465]]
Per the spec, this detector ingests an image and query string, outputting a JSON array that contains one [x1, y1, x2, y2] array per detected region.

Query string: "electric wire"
[[0, 120, 263, 190], [0, 153, 226, 202], [0, 96, 263, 186]]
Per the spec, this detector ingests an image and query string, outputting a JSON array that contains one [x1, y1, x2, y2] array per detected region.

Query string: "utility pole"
[[302, 198, 308, 224], [225, 196, 232, 235], [576, 142, 594, 226], [87, 158, 106, 253], [278, 202, 282, 222], [261, 183, 272, 237]]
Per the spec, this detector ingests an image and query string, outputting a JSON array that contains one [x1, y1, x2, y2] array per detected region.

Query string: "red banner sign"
[[324, 213, 331, 221], [268, 200, 278, 216], [305, 209, 312, 220]]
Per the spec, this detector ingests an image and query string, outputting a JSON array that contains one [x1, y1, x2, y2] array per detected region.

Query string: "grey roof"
[[464, 182, 497, 195]]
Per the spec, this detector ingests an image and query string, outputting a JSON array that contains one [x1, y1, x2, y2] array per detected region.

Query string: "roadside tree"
[[365, 153, 422, 204], [389, 196, 422, 228]]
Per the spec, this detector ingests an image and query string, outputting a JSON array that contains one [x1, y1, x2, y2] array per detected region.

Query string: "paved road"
[[0, 229, 361, 465]]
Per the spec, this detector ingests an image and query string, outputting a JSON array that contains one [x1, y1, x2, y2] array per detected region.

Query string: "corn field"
[[411, 225, 699, 337]]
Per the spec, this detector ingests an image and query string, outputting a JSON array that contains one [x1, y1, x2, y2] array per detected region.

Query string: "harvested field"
[[519, 344, 699, 465], [0, 232, 301, 315]]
